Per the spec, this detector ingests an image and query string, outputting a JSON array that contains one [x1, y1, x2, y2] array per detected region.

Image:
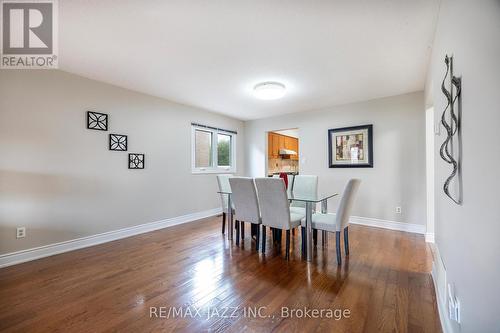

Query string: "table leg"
[[227, 194, 233, 241], [306, 201, 313, 262]]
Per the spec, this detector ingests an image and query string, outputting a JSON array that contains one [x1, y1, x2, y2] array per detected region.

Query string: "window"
[[192, 124, 236, 173]]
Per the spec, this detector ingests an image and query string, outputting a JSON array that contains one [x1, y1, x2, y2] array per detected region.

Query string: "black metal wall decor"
[[440, 55, 462, 205], [109, 134, 128, 151], [87, 111, 108, 131], [128, 153, 145, 169]]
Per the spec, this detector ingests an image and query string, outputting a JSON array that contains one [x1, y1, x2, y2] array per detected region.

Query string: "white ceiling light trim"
[[253, 82, 286, 100]]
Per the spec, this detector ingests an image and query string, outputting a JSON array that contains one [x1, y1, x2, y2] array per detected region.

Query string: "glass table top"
[[218, 190, 338, 203]]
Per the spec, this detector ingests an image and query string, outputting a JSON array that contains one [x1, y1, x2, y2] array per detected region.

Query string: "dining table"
[[217, 189, 338, 262]]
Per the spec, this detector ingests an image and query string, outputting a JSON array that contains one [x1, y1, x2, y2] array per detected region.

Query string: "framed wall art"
[[328, 124, 373, 168]]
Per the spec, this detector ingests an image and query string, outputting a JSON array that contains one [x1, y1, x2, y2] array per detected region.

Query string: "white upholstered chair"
[[290, 175, 318, 250], [216, 174, 234, 234], [290, 175, 318, 214], [302, 179, 361, 265], [272, 174, 295, 197], [228, 177, 261, 249], [255, 178, 305, 259]]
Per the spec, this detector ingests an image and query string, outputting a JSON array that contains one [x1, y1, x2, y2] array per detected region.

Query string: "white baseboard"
[[431, 245, 453, 333], [0, 207, 222, 268], [350, 216, 426, 234], [425, 232, 435, 243]]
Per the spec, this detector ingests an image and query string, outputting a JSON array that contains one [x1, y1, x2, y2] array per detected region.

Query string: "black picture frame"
[[109, 134, 128, 151], [328, 124, 373, 168], [87, 111, 108, 131], [128, 153, 145, 169]]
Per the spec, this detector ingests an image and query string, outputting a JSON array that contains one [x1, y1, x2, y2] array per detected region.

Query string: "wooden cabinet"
[[268, 132, 280, 158], [286, 136, 299, 160], [278, 135, 285, 154], [268, 133, 275, 158], [268, 132, 299, 160]]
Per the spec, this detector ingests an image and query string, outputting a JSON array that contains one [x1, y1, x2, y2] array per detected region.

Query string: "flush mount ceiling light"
[[253, 82, 286, 100]]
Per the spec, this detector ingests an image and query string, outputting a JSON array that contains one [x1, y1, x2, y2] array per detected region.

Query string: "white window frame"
[[191, 125, 236, 174]]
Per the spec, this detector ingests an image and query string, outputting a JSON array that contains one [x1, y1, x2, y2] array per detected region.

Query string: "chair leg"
[[261, 226, 266, 254], [235, 220, 240, 245], [251, 224, 257, 240], [313, 229, 318, 246], [278, 229, 282, 246], [222, 212, 226, 234], [301, 226, 306, 256], [336, 231, 342, 265], [255, 225, 260, 251], [241, 221, 245, 240], [285, 230, 290, 260], [344, 226, 349, 256], [322, 230, 327, 247]]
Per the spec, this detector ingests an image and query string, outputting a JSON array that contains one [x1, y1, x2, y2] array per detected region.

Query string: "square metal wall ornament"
[[128, 153, 145, 169], [109, 134, 127, 151], [87, 111, 108, 131]]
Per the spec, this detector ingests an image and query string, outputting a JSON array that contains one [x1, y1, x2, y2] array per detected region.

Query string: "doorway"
[[266, 128, 299, 176]]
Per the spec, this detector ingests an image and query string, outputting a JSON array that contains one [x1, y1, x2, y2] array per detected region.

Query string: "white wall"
[[245, 92, 426, 225], [0, 70, 244, 255], [425, 1, 500, 332]]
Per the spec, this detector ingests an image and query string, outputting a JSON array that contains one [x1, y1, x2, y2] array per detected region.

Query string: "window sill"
[[192, 169, 236, 175]]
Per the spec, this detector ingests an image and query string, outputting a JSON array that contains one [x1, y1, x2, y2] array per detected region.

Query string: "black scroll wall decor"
[[440, 55, 462, 205]]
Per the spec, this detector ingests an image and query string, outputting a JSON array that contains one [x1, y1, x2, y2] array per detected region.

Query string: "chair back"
[[255, 178, 291, 229], [287, 174, 295, 197], [291, 175, 318, 208], [216, 174, 232, 210], [271, 174, 294, 196], [335, 179, 361, 230], [229, 177, 261, 224]]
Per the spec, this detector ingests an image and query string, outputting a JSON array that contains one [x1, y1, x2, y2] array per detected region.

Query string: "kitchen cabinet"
[[268, 133, 275, 158], [268, 132, 299, 160], [278, 135, 285, 154]]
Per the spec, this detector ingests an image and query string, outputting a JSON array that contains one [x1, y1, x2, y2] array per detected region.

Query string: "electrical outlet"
[[395, 207, 402, 214], [16, 227, 26, 239]]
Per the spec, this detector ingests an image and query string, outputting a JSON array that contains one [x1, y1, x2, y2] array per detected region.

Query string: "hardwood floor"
[[0, 216, 441, 333]]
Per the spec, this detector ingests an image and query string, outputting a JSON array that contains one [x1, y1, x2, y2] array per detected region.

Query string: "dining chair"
[[272, 173, 295, 197], [255, 178, 305, 259], [290, 175, 318, 214], [290, 175, 318, 250], [287, 174, 295, 198], [301, 179, 361, 265], [228, 177, 261, 248], [216, 174, 234, 234], [271, 173, 295, 242]]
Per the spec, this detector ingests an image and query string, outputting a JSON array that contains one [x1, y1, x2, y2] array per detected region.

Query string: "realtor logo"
[[1, 0, 58, 68]]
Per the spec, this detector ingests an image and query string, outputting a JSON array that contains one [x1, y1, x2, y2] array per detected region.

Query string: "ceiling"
[[60, 0, 440, 120]]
